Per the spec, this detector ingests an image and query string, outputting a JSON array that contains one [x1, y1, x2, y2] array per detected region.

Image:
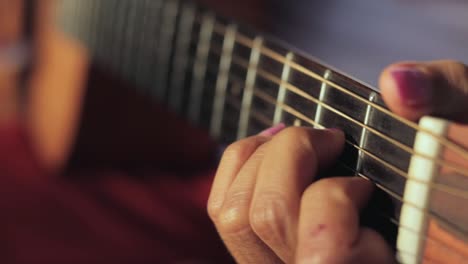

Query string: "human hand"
[[208, 60, 468, 263]]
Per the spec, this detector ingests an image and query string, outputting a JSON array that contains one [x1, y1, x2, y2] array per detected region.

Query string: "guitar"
[[17, 0, 468, 263]]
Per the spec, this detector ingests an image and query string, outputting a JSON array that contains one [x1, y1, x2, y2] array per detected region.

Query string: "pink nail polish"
[[259, 123, 286, 136], [391, 67, 433, 107]]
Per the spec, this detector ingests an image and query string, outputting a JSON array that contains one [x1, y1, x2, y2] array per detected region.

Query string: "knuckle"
[[304, 252, 354, 264], [439, 60, 468, 89], [222, 137, 265, 165], [216, 194, 251, 235], [275, 127, 314, 150], [443, 60, 467, 73], [250, 192, 288, 242], [302, 178, 352, 207], [207, 198, 221, 221]]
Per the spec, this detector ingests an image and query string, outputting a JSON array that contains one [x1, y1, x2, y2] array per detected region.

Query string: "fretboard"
[[57, 0, 421, 228]]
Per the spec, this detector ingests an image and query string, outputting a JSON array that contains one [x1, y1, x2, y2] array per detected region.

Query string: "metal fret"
[[273, 52, 294, 125], [357, 92, 378, 173], [188, 12, 215, 123], [154, 0, 180, 99], [111, 0, 129, 74], [134, 0, 158, 88], [141, 0, 165, 92], [210, 24, 237, 139], [238, 37, 263, 139], [95, 0, 113, 65], [314, 69, 332, 128], [169, 2, 196, 112], [120, 0, 139, 81]]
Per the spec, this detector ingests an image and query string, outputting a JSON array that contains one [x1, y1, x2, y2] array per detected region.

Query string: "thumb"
[[379, 60, 468, 123]]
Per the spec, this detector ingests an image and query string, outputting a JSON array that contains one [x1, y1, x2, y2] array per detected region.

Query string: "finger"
[[216, 142, 281, 263], [208, 123, 285, 215], [207, 135, 269, 218], [295, 177, 394, 264], [210, 124, 286, 263], [249, 127, 345, 262], [380, 60, 468, 122]]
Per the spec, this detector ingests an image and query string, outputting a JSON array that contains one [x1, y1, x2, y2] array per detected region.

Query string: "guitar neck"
[[57, 1, 468, 263]]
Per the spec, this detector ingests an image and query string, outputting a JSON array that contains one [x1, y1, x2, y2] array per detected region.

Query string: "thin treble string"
[[201, 54, 468, 201], [207, 20, 468, 163]]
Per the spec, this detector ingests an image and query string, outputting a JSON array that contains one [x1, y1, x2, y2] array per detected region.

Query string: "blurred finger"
[[209, 124, 286, 263], [380, 60, 468, 122], [208, 135, 269, 218], [216, 142, 281, 263]]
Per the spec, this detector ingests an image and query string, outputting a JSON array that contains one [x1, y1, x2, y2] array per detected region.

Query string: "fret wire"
[[209, 20, 468, 162], [357, 92, 378, 174], [217, 47, 468, 178], [314, 69, 331, 128], [169, 1, 196, 112], [154, 0, 180, 99], [188, 12, 215, 123], [134, 0, 155, 88], [120, 0, 139, 81], [273, 52, 294, 125], [210, 24, 237, 138], [202, 47, 468, 200], [237, 37, 263, 140]]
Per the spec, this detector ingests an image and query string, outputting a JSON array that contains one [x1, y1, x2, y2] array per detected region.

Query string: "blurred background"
[[267, 0, 468, 87], [59, 0, 468, 88]]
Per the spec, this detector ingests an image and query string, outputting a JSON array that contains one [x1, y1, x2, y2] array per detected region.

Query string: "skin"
[[208, 60, 468, 264]]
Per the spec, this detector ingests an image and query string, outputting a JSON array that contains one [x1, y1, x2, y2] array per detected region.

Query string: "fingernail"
[[391, 67, 433, 107], [259, 123, 286, 136]]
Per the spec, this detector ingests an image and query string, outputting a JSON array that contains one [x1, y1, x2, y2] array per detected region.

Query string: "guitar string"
[[219, 85, 467, 260], [215, 46, 468, 179], [201, 58, 468, 201], [207, 20, 468, 163]]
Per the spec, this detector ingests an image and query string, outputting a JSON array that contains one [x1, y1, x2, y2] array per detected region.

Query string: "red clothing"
[[0, 121, 232, 264]]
